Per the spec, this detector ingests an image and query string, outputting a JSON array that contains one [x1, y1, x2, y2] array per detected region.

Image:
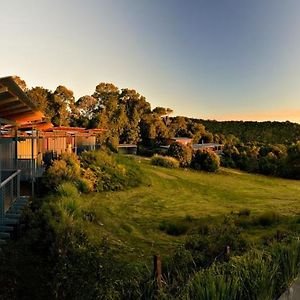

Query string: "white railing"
[[0, 170, 21, 223]]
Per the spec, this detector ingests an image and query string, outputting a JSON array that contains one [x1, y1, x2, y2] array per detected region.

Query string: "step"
[[2, 218, 18, 225], [0, 225, 14, 232], [10, 204, 26, 211], [8, 207, 23, 214], [0, 239, 6, 245], [19, 196, 30, 202], [0, 232, 10, 239], [16, 199, 29, 205], [5, 213, 21, 219]]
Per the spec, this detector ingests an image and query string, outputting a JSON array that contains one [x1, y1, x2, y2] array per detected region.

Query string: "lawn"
[[80, 157, 300, 262]]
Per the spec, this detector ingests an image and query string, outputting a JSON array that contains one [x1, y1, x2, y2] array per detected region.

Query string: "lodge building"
[[0, 76, 104, 240]]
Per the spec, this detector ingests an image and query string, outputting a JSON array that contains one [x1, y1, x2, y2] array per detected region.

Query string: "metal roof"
[[0, 76, 43, 125]]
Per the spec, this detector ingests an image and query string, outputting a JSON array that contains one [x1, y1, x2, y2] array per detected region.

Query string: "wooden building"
[[166, 137, 193, 146], [117, 144, 137, 155], [0, 76, 43, 233], [192, 143, 223, 154]]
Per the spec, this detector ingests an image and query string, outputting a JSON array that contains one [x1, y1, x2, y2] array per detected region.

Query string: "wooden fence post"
[[225, 245, 230, 259], [153, 254, 162, 290]]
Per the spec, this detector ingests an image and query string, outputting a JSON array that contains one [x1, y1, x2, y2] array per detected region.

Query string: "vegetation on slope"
[[1, 154, 300, 299]]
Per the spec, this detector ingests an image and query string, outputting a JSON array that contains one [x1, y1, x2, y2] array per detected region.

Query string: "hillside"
[[2, 155, 300, 299], [79, 157, 300, 259]]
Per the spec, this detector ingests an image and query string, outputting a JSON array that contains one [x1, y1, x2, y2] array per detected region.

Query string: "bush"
[[238, 208, 251, 217], [159, 220, 189, 236], [151, 155, 179, 168], [56, 182, 79, 198], [255, 211, 280, 226], [167, 142, 192, 167], [191, 150, 220, 172]]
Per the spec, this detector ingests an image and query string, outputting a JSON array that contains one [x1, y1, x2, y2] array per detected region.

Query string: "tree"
[[27, 87, 52, 115], [152, 107, 173, 117], [119, 88, 151, 144], [285, 141, 300, 179], [74, 95, 98, 127], [140, 114, 170, 146], [167, 142, 192, 167], [191, 150, 220, 172], [50, 86, 76, 126]]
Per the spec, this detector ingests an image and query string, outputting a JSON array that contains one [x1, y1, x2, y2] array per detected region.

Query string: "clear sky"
[[1, 0, 300, 122]]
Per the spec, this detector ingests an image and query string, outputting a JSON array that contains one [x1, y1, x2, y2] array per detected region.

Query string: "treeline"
[[20, 76, 300, 146], [15, 76, 300, 179], [198, 119, 300, 144]]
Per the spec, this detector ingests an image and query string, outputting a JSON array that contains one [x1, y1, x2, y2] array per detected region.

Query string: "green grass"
[[78, 157, 300, 261]]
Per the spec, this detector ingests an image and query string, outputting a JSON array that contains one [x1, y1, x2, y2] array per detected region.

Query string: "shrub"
[[191, 150, 220, 172], [43, 152, 82, 190], [255, 211, 280, 226], [238, 208, 251, 217], [56, 182, 79, 198], [159, 220, 189, 236], [151, 155, 179, 168], [167, 142, 192, 167]]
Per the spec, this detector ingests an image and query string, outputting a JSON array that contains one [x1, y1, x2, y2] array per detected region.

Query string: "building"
[[117, 144, 137, 155], [0, 76, 43, 236], [166, 137, 193, 146], [192, 143, 223, 154]]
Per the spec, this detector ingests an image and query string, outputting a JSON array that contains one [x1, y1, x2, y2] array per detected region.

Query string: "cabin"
[[0, 76, 43, 234], [192, 143, 223, 154], [117, 144, 137, 155], [166, 137, 193, 146]]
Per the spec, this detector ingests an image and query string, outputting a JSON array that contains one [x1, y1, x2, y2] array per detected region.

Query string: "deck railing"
[[0, 170, 21, 223]]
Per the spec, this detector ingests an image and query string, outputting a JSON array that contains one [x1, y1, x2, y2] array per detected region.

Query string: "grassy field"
[[79, 157, 300, 262]]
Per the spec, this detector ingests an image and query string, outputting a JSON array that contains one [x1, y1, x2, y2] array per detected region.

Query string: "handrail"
[[0, 170, 21, 188]]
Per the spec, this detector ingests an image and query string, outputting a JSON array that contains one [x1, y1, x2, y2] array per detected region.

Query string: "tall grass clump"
[[151, 155, 180, 168], [182, 264, 239, 300], [271, 240, 300, 296], [233, 251, 277, 300], [178, 240, 300, 300]]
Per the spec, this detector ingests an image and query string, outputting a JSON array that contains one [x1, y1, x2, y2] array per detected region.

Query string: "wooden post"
[[14, 127, 18, 170], [276, 230, 281, 241], [153, 254, 162, 289], [225, 245, 230, 259]]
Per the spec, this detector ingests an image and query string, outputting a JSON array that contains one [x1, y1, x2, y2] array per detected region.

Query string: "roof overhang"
[[0, 76, 44, 125]]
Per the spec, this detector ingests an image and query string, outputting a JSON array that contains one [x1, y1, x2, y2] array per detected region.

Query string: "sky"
[[1, 0, 300, 122]]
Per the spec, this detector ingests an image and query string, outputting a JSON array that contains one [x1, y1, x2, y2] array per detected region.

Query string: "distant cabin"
[[117, 144, 137, 155], [166, 137, 193, 146], [192, 143, 223, 154], [160, 139, 223, 155]]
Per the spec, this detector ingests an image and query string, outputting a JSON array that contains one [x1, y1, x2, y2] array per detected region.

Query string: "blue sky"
[[1, 0, 300, 122]]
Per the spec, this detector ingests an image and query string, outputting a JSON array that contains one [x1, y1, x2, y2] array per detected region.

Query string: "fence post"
[[225, 245, 230, 259], [153, 254, 162, 290]]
